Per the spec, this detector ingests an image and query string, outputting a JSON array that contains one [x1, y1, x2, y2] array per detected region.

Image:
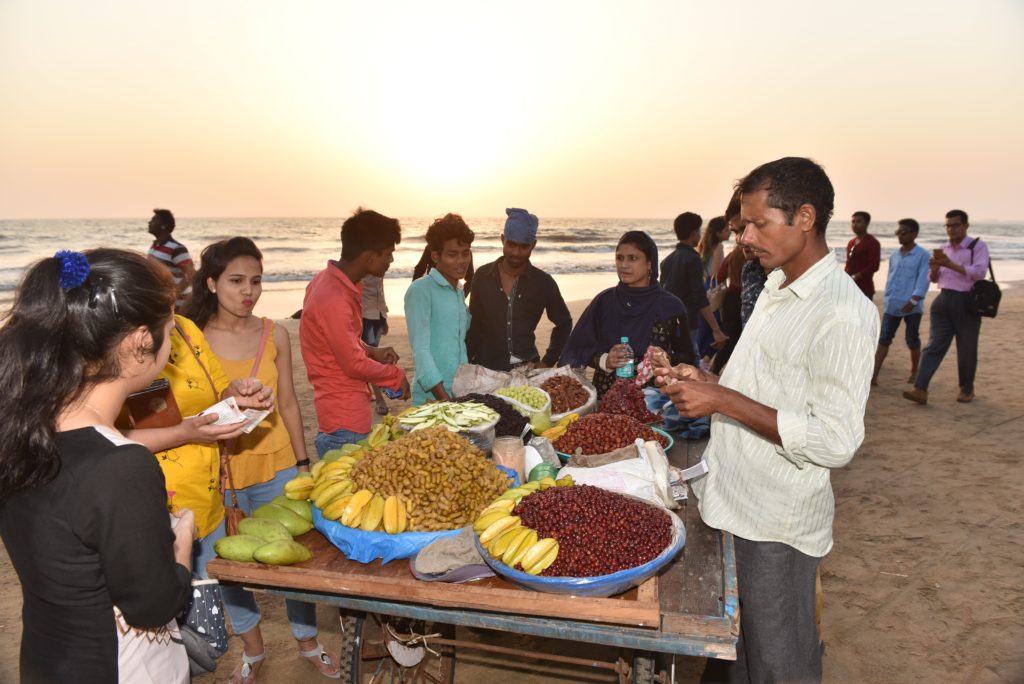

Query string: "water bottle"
[[615, 336, 635, 379]]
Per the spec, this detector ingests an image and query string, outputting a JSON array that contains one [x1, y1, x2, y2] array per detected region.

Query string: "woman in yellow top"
[[126, 315, 274, 546], [186, 237, 340, 683]]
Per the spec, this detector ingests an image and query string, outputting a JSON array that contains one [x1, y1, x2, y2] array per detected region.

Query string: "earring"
[[211, 288, 216, 293]]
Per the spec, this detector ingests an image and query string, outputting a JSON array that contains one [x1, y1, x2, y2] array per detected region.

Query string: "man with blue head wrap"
[[466, 208, 573, 371]]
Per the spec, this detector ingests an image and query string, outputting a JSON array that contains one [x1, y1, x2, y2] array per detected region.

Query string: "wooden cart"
[[209, 440, 738, 683]]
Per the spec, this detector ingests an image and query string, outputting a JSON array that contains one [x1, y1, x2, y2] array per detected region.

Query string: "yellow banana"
[[383, 495, 401, 534], [488, 525, 524, 558], [283, 473, 314, 492], [506, 529, 538, 568], [320, 494, 353, 521], [310, 460, 327, 480], [523, 542, 559, 575], [321, 460, 353, 476], [340, 489, 375, 527], [520, 538, 559, 573], [497, 487, 532, 502], [479, 499, 516, 516], [518, 481, 542, 492], [314, 479, 355, 510], [500, 527, 535, 565], [309, 476, 338, 501], [474, 510, 511, 534], [538, 477, 557, 490], [479, 515, 521, 545], [359, 494, 386, 532], [555, 475, 574, 487]]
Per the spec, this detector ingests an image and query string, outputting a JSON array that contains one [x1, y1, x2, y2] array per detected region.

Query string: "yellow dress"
[[215, 320, 296, 489], [155, 316, 228, 538]]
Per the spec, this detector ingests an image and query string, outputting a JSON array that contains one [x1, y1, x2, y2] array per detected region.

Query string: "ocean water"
[[2, 217, 1022, 299]]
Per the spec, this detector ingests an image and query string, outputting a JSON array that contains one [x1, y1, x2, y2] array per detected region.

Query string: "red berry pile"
[[515, 485, 673, 577], [599, 379, 660, 423], [553, 413, 668, 456]]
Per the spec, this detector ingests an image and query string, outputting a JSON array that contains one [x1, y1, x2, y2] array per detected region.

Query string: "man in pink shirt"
[[300, 209, 410, 456], [904, 209, 989, 405]]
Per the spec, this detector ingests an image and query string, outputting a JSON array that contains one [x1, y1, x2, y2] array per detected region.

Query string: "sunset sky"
[[2, 1, 1022, 221]]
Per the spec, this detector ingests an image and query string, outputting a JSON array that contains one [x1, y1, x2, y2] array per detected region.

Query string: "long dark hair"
[[184, 237, 264, 329], [0, 249, 175, 502]]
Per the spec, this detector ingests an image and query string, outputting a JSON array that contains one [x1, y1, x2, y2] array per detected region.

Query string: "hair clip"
[[88, 274, 120, 315], [55, 250, 90, 290]]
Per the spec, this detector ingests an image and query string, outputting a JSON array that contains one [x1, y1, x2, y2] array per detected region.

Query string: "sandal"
[[230, 650, 266, 684], [299, 641, 342, 679]]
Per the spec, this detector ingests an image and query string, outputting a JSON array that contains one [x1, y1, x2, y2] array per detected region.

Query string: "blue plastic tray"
[[473, 501, 684, 597]]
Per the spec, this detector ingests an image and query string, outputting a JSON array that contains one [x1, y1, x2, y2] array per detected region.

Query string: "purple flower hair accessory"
[[55, 250, 90, 290]]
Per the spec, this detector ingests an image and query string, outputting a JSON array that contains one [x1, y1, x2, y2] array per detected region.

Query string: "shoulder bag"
[[221, 318, 273, 535], [967, 238, 1000, 318]]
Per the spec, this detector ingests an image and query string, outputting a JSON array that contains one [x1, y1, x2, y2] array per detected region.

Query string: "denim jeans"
[[193, 518, 227, 581], [219, 466, 318, 640], [315, 428, 368, 459]]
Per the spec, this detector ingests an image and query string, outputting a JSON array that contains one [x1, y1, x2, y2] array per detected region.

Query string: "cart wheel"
[[337, 610, 455, 683], [631, 650, 673, 684]]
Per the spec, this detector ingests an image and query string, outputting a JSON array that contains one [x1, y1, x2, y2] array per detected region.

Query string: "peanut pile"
[[350, 427, 510, 531]]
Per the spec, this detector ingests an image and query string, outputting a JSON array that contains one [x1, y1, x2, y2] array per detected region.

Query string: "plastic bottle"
[[615, 336, 635, 379]]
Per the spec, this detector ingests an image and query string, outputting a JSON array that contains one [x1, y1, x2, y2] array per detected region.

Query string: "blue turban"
[[503, 208, 539, 244]]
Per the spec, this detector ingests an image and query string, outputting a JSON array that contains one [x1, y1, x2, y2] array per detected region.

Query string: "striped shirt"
[[692, 253, 879, 557], [148, 237, 193, 306]]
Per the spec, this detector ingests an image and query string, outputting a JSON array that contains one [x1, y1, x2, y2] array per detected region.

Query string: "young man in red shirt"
[[845, 210, 880, 299], [300, 209, 410, 457]]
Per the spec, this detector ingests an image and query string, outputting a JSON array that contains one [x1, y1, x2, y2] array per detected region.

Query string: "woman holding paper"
[[185, 236, 340, 683]]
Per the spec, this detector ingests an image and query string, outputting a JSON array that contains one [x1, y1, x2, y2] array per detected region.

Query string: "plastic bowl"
[[556, 427, 674, 464], [474, 503, 684, 597]]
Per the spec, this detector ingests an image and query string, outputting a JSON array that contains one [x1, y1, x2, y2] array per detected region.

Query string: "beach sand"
[[1, 289, 1021, 682]]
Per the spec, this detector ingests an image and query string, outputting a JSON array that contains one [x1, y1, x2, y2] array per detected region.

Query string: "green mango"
[[214, 534, 265, 562], [252, 539, 313, 566], [271, 495, 313, 522], [237, 517, 292, 542], [253, 503, 313, 536], [529, 464, 558, 482]]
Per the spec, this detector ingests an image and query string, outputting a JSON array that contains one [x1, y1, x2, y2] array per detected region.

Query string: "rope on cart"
[[384, 622, 443, 658]]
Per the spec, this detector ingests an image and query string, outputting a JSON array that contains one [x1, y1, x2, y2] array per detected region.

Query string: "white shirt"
[[692, 252, 879, 557]]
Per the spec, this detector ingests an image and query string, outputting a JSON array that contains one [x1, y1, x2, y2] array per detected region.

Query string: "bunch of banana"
[[473, 492, 566, 575], [539, 413, 581, 442]]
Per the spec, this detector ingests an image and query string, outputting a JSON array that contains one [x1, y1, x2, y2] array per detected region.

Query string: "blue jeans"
[[362, 318, 384, 347], [219, 466, 318, 640], [315, 428, 368, 458], [193, 518, 227, 581], [879, 312, 922, 349]]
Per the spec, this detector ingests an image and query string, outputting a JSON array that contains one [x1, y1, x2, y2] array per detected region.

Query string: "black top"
[[0, 426, 191, 683], [466, 259, 573, 371], [659, 243, 709, 331]]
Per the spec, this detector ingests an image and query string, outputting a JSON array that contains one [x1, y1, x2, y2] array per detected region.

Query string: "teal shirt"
[[404, 269, 471, 405]]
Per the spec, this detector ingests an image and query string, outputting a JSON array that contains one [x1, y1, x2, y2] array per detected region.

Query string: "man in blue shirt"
[[872, 218, 930, 385]]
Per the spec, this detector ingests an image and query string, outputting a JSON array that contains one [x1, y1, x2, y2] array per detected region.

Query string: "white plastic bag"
[[556, 439, 677, 509]]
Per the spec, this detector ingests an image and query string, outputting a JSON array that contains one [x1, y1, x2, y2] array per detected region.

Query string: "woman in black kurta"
[[0, 249, 195, 682], [560, 231, 693, 397]]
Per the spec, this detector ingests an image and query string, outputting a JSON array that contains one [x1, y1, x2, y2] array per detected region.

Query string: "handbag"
[[125, 377, 183, 428], [178, 578, 229, 671], [967, 238, 1000, 318], [221, 318, 274, 535]]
